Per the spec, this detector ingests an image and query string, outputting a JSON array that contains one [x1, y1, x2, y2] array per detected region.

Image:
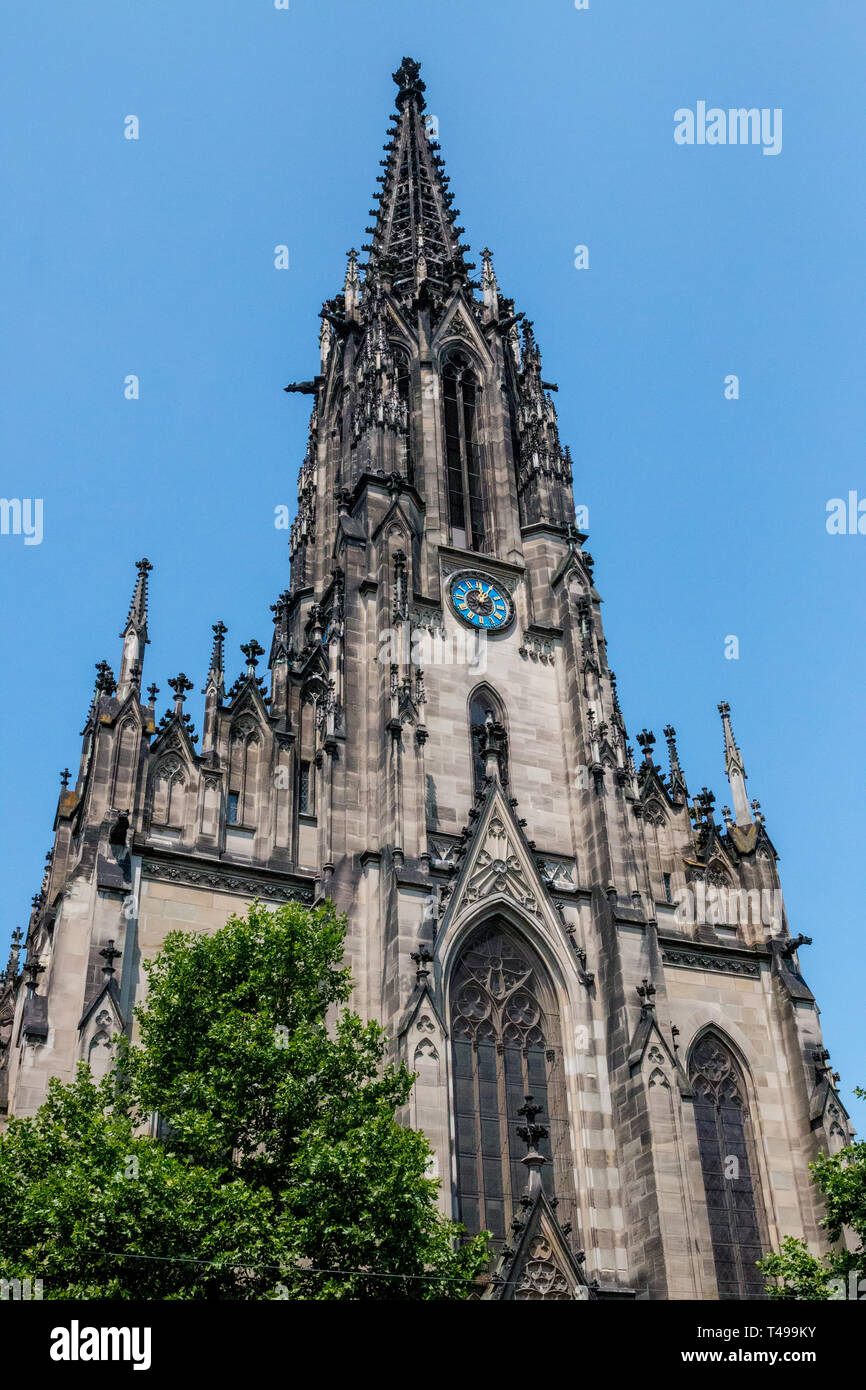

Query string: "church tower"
[[0, 58, 852, 1302]]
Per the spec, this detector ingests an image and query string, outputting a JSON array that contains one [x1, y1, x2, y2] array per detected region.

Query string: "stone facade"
[[0, 57, 852, 1301]]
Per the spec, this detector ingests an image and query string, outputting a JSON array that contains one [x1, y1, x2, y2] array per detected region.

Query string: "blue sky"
[[1, 1, 864, 1125]]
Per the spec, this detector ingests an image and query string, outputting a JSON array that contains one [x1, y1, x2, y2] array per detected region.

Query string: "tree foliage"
[[0, 1067, 280, 1299], [0, 900, 488, 1299], [759, 1089, 866, 1300]]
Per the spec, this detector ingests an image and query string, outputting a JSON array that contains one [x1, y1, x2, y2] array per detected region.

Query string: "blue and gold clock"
[[449, 573, 514, 631]]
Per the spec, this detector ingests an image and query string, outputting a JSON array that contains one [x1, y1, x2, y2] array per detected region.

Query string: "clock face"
[[450, 574, 513, 631]]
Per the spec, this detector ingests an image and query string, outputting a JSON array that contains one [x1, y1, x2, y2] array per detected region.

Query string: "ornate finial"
[[99, 939, 122, 978], [696, 787, 716, 824], [94, 660, 117, 697], [410, 946, 433, 984], [60, 767, 71, 789], [516, 1096, 549, 1192], [516, 1095, 548, 1153], [23, 956, 45, 994], [146, 683, 159, 705], [168, 673, 193, 701], [637, 978, 657, 1013], [392, 57, 426, 110], [636, 729, 656, 763], [240, 639, 265, 674]]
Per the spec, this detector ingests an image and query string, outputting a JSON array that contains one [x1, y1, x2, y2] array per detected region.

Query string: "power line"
[[105, 1250, 481, 1284]]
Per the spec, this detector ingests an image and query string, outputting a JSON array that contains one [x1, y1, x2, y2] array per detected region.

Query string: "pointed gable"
[[439, 780, 569, 944], [485, 1184, 593, 1301]]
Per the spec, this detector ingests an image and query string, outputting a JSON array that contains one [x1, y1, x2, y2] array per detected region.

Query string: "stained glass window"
[[450, 924, 574, 1246], [690, 1033, 768, 1299]]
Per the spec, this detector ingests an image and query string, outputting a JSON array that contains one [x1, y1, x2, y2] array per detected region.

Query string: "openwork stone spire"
[[361, 57, 474, 304]]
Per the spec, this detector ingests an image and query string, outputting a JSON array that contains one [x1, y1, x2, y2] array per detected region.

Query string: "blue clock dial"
[[450, 575, 513, 630]]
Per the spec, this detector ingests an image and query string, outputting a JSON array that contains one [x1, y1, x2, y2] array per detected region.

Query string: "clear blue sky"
[[1, 2, 863, 1125]]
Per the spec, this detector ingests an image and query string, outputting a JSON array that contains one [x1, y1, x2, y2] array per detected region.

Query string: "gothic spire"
[[663, 723, 689, 804], [718, 701, 752, 827], [201, 620, 226, 758], [481, 246, 499, 321], [360, 57, 474, 304], [205, 621, 227, 701], [117, 558, 152, 701]]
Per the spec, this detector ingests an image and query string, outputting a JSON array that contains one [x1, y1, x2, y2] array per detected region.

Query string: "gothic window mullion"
[[471, 1037, 487, 1235]]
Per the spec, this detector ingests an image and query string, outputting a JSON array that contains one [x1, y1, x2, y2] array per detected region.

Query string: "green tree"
[[759, 1090, 866, 1300], [0, 900, 487, 1299], [0, 1066, 282, 1299]]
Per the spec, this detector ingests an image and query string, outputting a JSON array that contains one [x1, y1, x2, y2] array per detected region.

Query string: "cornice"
[[658, 931, 770, 978], [141, 850, 316, 905]]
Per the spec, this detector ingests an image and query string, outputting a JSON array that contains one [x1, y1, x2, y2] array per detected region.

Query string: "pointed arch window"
[[88, 1031, 113, 1080], [228, 721, 260, 828], [450, 924, 575, 1246], [443, 351, 485, 552], [690, 1033, 768, 1299], [469, 687, 508, 793], [392, 345, 414, 485], [153, 756, 185, 827]]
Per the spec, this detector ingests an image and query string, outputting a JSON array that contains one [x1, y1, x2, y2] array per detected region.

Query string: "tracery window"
[[690, 1033, 768, 1299], [443, 351, 485, 552], [450, 924, 574, 1245]]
